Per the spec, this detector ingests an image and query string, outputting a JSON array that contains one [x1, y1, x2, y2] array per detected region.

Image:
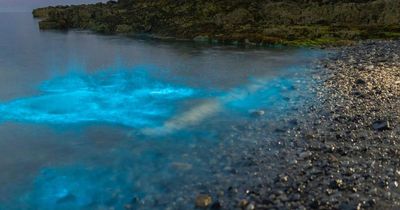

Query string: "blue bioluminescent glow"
[[0, 66, 200, 128], [0, 64, 308, 134], [18, 165, 135, 210], [0, 64, 316, 210]]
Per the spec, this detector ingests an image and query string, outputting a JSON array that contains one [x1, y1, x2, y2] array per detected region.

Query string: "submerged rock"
[[239, 199, 249, 208], [170, 162, 193, 170], [210, 201, 222, 210], [249, 109, 265, 117], [195, 194, 212, 208]]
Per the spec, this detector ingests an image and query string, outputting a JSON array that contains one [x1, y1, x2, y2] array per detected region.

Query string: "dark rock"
[[299, 151, 312, 159], [288, 119, 298, 126], [338, 202, 360, 210], [372, 120, 390, 131], [210, 201, 222, 210], [355, 79, 366, 85]]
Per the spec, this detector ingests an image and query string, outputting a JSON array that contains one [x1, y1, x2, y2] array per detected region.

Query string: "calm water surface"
[[0, 12, 322, 209]]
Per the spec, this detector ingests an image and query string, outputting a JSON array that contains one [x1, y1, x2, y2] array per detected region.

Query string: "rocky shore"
[[229, 40, 400, 209], [165, 40, 400, 210], [32, 0, 400, 46]]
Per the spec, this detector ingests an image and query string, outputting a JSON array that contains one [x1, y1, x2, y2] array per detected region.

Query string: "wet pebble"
[[372, 120, 390, 131], [195, 194, 212, 208]]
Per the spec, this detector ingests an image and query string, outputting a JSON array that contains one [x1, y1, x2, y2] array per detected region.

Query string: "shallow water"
[[0, 12, 322, 210]]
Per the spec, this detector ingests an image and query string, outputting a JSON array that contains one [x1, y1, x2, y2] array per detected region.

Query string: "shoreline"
[[178, 40, 400, 210], [241, 40, 400, 209]]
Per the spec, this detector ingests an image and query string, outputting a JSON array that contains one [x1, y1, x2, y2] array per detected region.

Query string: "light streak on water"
[[143, 69, 302, 135]]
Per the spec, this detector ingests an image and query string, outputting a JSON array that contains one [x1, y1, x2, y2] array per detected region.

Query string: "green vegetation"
[[32, 0, 400, 46]]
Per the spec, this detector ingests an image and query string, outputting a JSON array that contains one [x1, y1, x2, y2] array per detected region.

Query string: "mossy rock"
[[193, 35, 209, 42], [38, 20, 64, 30], [116, 24, 133, 33]]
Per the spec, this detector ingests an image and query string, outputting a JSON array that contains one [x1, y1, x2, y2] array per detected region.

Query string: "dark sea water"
[[0, 12, 322, 210]]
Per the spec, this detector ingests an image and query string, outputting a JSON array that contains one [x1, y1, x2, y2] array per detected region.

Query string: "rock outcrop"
[[32, 0, 400, 45]]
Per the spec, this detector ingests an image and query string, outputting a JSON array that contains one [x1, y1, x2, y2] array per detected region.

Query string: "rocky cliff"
[[33, 0, 400, 45]]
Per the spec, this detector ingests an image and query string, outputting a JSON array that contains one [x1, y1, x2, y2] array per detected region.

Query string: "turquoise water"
[[0, 66, 200, 128], [0, 12, 322, 210]]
